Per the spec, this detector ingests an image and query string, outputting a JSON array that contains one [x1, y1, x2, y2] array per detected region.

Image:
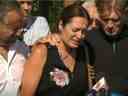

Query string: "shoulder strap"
[[25, 16, 37, 30], [18, 16, 37, 41]]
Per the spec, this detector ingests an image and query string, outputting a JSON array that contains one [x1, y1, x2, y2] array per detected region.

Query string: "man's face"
[[99, 8, 122, 36], [0, 24, 17, 46], [0, 10, 23, 46], [17, 0, 32, 17], [5, 10, 23, 32]]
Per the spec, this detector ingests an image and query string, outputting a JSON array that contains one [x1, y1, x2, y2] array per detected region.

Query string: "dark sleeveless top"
[[35, 44, 89, 96]]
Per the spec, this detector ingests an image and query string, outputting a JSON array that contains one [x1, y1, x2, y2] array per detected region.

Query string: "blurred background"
[[27, 0, 90, 29]]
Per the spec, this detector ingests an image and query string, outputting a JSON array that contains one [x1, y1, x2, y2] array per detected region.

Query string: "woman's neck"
[[57, 41, 76, 72]]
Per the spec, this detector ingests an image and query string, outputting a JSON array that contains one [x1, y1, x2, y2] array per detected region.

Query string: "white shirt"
[[0, 40, 29, 96], [23, 16, 50, 46]]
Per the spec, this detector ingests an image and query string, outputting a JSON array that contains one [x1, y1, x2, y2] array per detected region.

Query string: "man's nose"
[[23, 3, 29, 10], [107, 20, 114, 28]]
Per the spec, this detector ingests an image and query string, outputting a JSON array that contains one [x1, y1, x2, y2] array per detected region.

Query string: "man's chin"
[[105, 31, 119, 36], [23, 11, 29, 17]]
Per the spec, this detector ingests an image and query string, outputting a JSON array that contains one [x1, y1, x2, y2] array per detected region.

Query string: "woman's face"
[[59, 17, 89, 48]]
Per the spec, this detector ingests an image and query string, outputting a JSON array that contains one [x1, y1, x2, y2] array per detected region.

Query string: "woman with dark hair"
[[21, 4, 91, 96]]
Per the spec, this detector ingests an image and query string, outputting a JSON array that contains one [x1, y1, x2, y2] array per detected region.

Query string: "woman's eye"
[[72, 28, 80, 32], [72, 30, 77, 32]]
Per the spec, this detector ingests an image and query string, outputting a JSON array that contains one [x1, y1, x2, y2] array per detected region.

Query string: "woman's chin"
[[69, 43, 79, 48]]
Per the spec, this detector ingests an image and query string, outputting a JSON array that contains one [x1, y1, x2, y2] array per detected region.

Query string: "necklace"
[[58, 49, 69, 60], [58, 47, 76, 72]]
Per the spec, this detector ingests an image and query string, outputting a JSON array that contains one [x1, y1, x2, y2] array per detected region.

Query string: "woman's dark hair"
[[52, 3, 90, 33]]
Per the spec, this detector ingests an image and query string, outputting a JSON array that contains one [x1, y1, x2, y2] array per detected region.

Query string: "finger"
[[47, 34, 61, 46], [51, 34, 60, 46], [37, 35, 51, 45], [53, 34, 61, 43], [38, 34, 56, 46], [48, 35, 56, 46], [52, 34, 63, 47]]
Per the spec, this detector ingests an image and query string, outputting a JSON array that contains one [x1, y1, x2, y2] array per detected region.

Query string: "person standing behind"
[[87, 0, 128, 95], [0, 2, 29, 96], [16, 0, 50, 46], [82, 0, 99, 31]]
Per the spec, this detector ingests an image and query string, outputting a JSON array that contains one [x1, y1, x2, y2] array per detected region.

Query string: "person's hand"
[[37, 33, 62, 47], [82, 2, 99, 20], [82, 2, 100, 30]]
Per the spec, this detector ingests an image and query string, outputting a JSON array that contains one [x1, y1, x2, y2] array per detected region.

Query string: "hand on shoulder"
[[37, 33, 62, 47]]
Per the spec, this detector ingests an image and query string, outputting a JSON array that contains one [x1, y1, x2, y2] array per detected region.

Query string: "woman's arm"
[[20, 43, 48, 96]]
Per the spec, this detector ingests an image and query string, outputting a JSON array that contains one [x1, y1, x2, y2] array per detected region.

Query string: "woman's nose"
[[76, 31, 84, 39]]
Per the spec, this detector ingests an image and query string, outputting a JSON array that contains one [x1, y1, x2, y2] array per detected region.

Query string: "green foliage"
[[48, 1, 63, 28], [32, 0, 63, 29], [31, 0, 39, 15]]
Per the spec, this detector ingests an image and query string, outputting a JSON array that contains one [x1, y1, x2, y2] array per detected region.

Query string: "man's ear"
[[58, 20, 63, 32]]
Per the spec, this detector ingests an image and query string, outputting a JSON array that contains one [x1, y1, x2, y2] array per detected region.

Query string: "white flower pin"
[[50, 68, 69, 87]]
